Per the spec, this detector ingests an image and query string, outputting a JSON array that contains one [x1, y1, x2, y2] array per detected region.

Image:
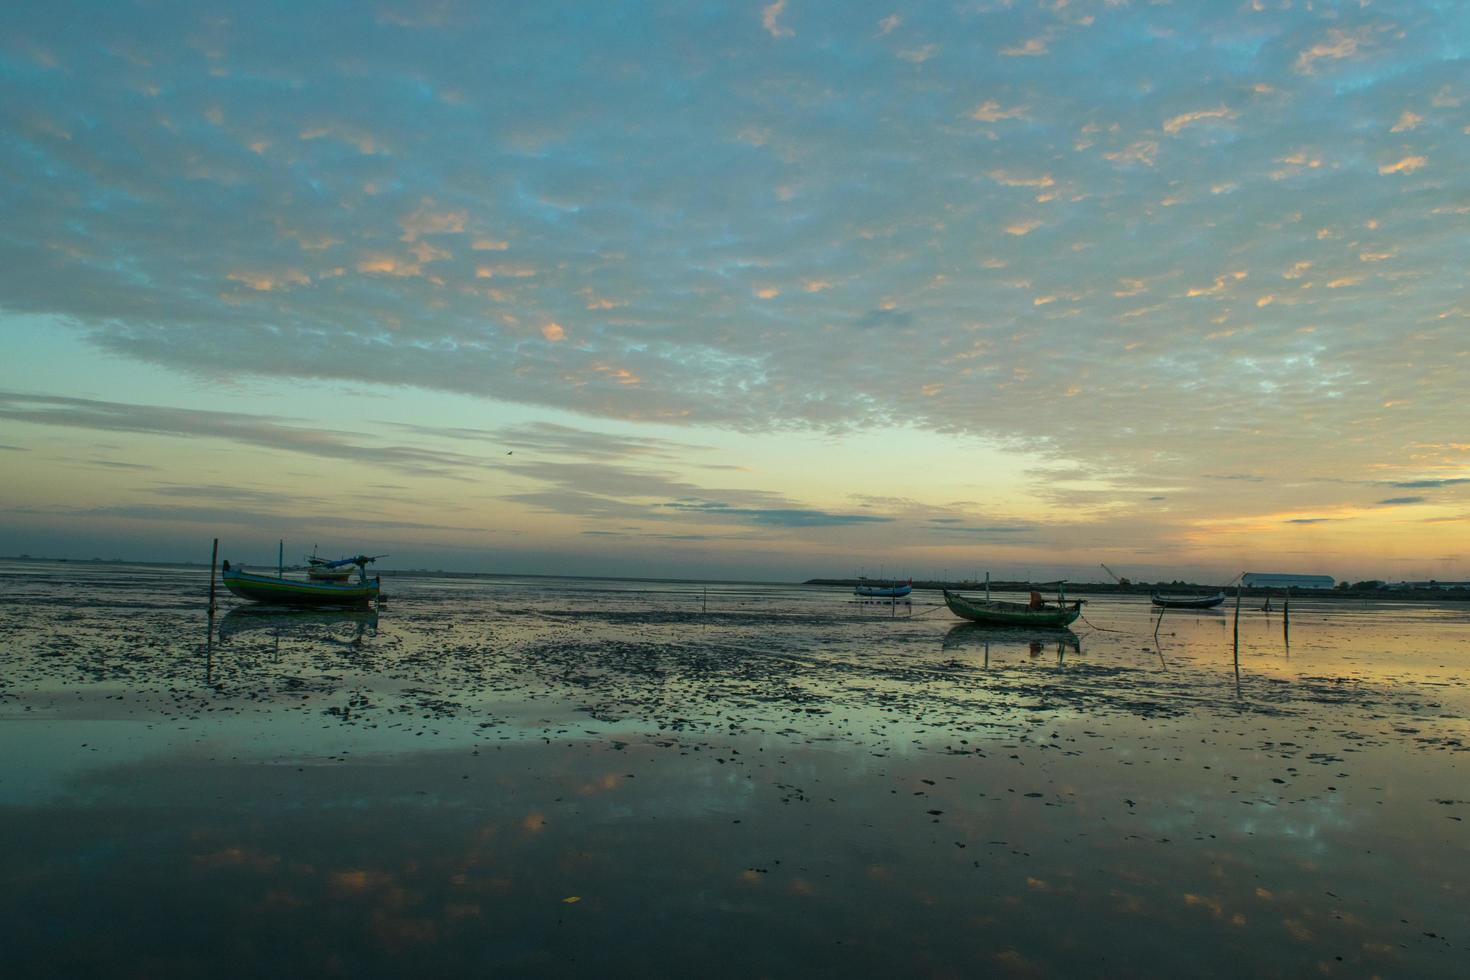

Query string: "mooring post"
[[1233, 583, 1242, 665], [208, 537, 218, 613], [1283, 588, 1291, 650]]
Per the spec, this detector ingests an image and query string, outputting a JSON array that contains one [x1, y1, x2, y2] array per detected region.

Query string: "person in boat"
[[1029, 590, 1045, 610]]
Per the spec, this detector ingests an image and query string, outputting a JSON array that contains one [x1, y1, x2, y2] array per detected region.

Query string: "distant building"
[[1393, 581, 1470, 591], [1242, 572, 1335, 589]]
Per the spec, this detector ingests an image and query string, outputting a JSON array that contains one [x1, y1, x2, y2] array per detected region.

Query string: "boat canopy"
[[316, 554, 385, 569]]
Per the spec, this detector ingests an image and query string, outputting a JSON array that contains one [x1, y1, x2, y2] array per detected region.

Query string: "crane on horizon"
[[1099, 563, 1131, 588]]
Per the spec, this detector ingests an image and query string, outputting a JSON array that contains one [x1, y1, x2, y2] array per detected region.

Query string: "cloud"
[[1377, 497, 1424, 506], [0, 391, 490, 479], [398, 199, 467, 241], [1, 0, 1467, 574], [1293, 28, 1370, 75], [1001, 38, 1047, 57], [1390, 111, 1422, 133], [969, 100, 1026, 123], [55, 503, 471, 532], [661, 500, 892, 527], [1378, 156, 1427, 175], [1390, 478, 1470, 490], [762, 1, 793, 39], [1162, 107, 1237, 134]]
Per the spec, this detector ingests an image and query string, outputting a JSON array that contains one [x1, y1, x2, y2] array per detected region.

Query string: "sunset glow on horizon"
[[2, 1, 1467, 583]]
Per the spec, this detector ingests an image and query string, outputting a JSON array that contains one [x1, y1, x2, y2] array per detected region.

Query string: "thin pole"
[[278, 539, 283, 577], [1283, 588, 1291, 651], [985, 571, 990, 600], [1233, 583, 1242, 664], [208, 537, 218, 613]]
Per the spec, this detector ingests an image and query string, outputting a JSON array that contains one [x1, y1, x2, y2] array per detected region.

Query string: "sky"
[[1, 0, 1468, 583]]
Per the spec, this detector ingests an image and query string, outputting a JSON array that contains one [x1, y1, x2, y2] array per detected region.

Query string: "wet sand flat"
[[1, 560, 1467, 977]]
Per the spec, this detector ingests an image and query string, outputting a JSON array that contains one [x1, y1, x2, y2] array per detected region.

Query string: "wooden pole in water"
[[985, 571, 990, 600], [1233, 583, 1242, 664], [1283, 588, 1290, 650], [208, 537, 218, 613], [278, 539, 284, 577]]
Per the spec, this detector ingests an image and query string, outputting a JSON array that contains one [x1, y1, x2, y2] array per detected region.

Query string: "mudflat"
[[2, 561, 1466, 977]]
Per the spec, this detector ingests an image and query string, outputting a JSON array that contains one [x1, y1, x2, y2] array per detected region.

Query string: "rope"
[[1077, 609, 1127, 633]]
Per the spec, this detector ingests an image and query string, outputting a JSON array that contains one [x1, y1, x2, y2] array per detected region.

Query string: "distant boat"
[[855, 577, 912, 597], [306, 553, 355, 580], [221, 555, 381, 607], [1150, 591, 1226, 609], [943, 589, 1082, 627]]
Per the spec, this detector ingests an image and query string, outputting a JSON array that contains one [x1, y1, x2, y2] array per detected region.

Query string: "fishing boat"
[[306, 557, 353, 581], [854, 577, 912, 598], [942, 589, 1082, 628], [1150, 591, 1226, 609], [221, 555, 381, 607]]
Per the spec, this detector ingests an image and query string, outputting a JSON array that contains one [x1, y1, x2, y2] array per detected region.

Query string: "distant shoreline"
[[5, 557, 1465, 601], [805, 578, 1470, 602]]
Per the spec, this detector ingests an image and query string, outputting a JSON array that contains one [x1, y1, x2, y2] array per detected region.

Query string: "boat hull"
[[855, 584, 912, 597], [1150, 591, 1226, 609], [942, 590, 1081, 627], [223, 568, 379, 607]]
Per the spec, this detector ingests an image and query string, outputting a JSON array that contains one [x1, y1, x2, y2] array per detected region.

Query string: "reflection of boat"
[[222, 555, 381, 607], [218, 606, 378, 642], [1151, 591, 1226, 609], [941, 622, 1080, 655], [943, 589, 1082, 627], [855, 578, 912, 597]]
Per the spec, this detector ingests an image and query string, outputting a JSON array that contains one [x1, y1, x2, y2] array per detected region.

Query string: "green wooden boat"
[[222, 560, 380, 607], [942, 589, 1082, 628]]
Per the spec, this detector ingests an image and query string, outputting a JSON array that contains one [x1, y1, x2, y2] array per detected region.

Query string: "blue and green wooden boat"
[[942, 589, 1082, 628], [221, 558, 380, 607]]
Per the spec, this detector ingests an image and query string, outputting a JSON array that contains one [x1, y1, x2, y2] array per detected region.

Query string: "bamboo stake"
[[208, 537, 218, 613], [1283, 588, 1291, 652], [1233, 583, 1242, 664]]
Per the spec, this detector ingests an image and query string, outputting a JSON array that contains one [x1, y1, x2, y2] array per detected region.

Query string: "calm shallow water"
[[1, 560, 1466, 977]]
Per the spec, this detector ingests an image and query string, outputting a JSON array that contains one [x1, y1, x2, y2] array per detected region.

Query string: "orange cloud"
[[1390, 110, 1422, 132], [970, 100, 1027, 122], [1378, 155, 1426, 175], [1163, 106, 1236, 134]]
